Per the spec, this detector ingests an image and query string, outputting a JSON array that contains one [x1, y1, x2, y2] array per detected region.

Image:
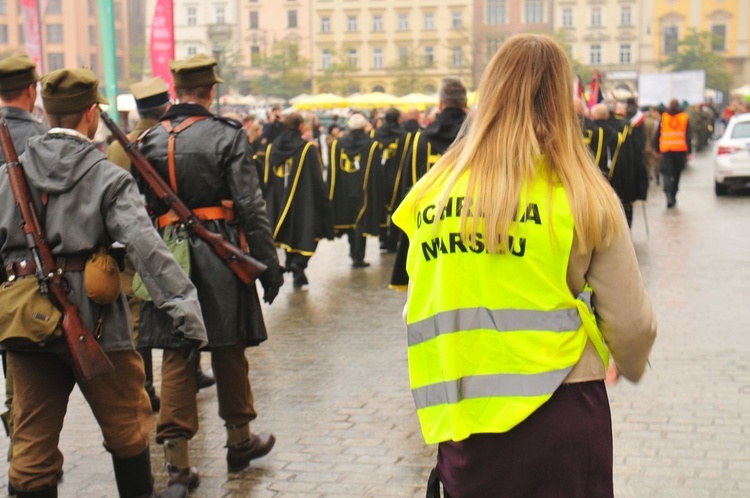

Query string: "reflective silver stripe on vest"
[[412, 367, 573, 409], [408, 307, 582, 347]]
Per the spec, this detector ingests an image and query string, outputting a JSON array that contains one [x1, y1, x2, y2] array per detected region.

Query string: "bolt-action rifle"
[[0, 115, 114, 381], [99, 108, 267, 285]]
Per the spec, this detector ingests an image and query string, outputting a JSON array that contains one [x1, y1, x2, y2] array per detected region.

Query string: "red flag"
[[21, 0, 44, 73], [588, 71, 603, 109], [575, 74, 585, 99], [150, 0, 175, 95]]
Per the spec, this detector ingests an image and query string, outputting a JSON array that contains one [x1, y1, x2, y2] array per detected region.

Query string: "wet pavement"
[[2, 150, 749, 497]]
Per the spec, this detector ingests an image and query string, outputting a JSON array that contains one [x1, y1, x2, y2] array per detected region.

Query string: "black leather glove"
[[259, 266, 284, 304]]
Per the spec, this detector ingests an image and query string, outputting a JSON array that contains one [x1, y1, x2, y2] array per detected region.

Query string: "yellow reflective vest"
[[392, 167, 608, 444]]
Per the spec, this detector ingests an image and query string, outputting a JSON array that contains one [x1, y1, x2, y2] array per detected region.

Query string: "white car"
[[714, 112, 750, 195]]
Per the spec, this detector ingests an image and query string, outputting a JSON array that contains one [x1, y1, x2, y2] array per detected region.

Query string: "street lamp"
[[212, 46, 222, 116]]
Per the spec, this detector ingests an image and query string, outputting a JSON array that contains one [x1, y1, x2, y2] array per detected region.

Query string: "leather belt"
[[157, 203, 237, 229], [5, 255, 88, 280]]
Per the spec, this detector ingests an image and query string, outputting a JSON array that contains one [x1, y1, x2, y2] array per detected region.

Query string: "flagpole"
[[35, 0, 45, 73], [97, 0, 118, 123]]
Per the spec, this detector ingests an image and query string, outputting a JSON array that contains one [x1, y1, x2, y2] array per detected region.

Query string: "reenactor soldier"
[[135, 54, 283, 489], [390, 77, 468, 290], [0, 68, 205, 498], [329, 113, 384, 268], [108, 77, 173, 413], [0, 53, 49, 465], [0, 54, 47, 161], [643, 107, 661, 185]]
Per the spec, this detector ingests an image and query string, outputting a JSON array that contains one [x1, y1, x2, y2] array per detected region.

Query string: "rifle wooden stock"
[[0, 115, 114, 381], [99, 109, 267, 284]]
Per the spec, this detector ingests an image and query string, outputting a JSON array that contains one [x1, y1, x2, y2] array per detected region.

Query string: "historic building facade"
[[0, 0, 132, 93], [310, 0, 474, 95]]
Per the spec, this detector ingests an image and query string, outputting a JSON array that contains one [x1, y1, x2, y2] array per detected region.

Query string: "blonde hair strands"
[[417, 34, 624, 254]]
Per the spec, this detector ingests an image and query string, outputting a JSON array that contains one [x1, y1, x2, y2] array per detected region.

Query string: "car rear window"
[[731, 122, 750, 139]]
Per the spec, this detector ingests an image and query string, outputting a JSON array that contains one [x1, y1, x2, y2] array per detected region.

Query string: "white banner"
[[638, 70, 706, 106]]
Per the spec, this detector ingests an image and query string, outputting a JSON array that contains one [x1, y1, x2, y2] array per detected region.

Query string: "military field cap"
[[131, 77, 170, 110], [169, 54, 224, 89], [0, 53, 40, 92], [41, 68, 108, 114]]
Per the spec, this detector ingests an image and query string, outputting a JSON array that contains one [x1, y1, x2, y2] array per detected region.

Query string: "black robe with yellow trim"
[[265, 129, 333, 255], [581, 117, 607, 174], [391, 107, 467, 290], [403, 107, 467, 191], [328, 130, 384, 237], [374, 121, 410, 215]]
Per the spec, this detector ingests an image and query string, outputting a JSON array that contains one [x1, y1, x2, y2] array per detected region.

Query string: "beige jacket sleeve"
[[566, 211, 657, 383]]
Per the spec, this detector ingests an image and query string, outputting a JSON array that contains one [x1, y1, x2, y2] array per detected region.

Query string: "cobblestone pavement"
[[2, 151, 749, 497]]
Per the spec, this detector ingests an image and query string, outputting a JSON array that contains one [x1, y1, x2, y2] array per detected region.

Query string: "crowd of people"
[[0, 34, 745, 496]]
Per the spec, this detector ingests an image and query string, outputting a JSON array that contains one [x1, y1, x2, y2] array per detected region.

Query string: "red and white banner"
[[150, 0, 175, 93], [21, 0, 44, 73]]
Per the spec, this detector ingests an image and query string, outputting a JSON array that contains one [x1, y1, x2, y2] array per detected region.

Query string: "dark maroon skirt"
[[436, 381, 613, 498]]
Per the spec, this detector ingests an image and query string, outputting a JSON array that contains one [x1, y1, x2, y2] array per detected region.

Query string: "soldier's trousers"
[[7, 350, 152, 491], [156, 345, 256, 442]]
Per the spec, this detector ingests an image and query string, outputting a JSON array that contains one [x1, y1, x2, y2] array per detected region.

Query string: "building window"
[[187, 7, 197, 26], [320, 16, 330, 33], [423, 13, 434, 30], [562, 8, 572, 28], [0, 25, 7, 44], [47, 53, 64, 71], [288, 10, 297, 28], [347, 15, 357, 32], [18, 24, 23, 44], [487, 0, 506, 25], [711, 25, 726, 52], [249, 11, 258, 29], [664, 26, 679, 54], [373, 47, 383, 69], [89, 25, 97, 44], [88, 0, 95, 16], [590, 44, 601, 65], [215, 5, 225, 25], [348, 48, 358, 68], [321, 49, 331, 69], [47, 0, 61, 14], [250, 45, 261, 67], [591, 7, 602, 27], [399, 46, 408, 65], [619, 43, 631, 64], [187, 45, 197, 56], [424, 46, 434, 68], [398, 13, 408, 31], [0, 1, 6, 15], [620, 6, 632, 27], [486, 37, 502, 61], [90, 54, 98, 73], [373, 14, 383, 32], [524, 0, 544, 24], [46, 24, 63, 44], [452, 46, 462, 67], [452, 12, 463, 29]]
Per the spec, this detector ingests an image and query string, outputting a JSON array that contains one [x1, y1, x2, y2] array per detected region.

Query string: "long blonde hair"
[[417, 34, 623, 254]]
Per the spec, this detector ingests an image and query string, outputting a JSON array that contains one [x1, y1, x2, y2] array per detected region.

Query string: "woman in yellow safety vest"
[[392, 34, 657, 498]]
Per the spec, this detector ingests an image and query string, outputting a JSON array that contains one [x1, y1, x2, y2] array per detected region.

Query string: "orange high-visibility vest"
[[659, 112, 689, 152]]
